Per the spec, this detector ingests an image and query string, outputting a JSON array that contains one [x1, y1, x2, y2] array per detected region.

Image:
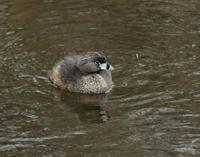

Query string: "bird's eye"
[[95, 61, 100, 65]]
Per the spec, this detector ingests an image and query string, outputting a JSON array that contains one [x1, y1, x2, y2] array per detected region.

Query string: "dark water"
[[0, 0, 200, 156]]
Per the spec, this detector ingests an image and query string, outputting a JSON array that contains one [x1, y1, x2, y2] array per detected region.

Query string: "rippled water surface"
[[0, 0, 200, 156]]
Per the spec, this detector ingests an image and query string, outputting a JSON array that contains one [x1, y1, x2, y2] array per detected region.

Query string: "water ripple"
[[0, 144, 32, 152], [9, 131, 86, 143]]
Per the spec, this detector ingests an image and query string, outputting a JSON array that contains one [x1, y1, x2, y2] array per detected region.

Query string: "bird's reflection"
[[51, 88, 111, 123]]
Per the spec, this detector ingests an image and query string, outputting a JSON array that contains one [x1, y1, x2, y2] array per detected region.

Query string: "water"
[[0, 0, 200, 156]]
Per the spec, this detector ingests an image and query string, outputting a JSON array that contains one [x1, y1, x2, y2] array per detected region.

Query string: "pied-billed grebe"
[[49, 52, 114, 94]]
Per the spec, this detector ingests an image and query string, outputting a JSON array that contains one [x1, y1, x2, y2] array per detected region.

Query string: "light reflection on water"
[[0, 0, 200, 156]]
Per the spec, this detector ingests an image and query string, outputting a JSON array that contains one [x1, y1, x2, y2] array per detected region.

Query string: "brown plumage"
[[49, 52, 113, 94]]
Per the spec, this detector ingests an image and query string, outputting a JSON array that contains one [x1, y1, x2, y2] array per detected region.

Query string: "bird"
[[49, 52, 114, 94]]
